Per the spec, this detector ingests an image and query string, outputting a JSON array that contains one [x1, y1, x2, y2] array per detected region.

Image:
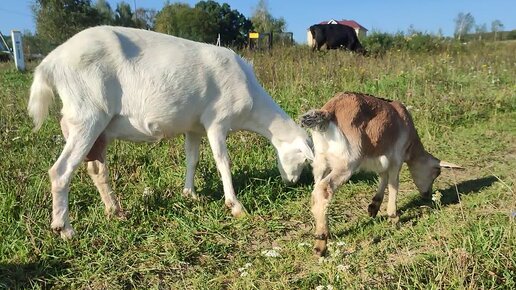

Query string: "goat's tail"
[[300, 109, 332, 131], [28, 66, 54, 131]]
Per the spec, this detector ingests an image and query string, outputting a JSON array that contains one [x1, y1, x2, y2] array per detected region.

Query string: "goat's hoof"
[[226, 201, 246, 218], [367, 203, 379, 217], [389, 214, 400, 225], [182, 188, 199, 200], [231, 204, 246, 218], [109, 209, 128, 220], [59, 227, 75, 240], [105, 206, 126, 219], [313, 240, 328, 257], [51, 223, 75, 240]]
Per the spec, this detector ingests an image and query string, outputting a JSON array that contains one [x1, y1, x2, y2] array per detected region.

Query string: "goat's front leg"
[[311, 181, 333, 257], [367, 172, 388, 217], [182, 132, 202, 200], [312, 165, 353, 256], [386, 164, 402, 222], [206, 128, 244, 217]]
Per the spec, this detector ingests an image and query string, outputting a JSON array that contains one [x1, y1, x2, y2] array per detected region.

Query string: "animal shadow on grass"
[[0, 259, 70, 289], [136, 161, 377, 216], [200, 164, 378, 213], [398, 175, 498, 223], [198, 165, 303, 206], [332, 175, 498, 239], [234, 164, 377, 196]]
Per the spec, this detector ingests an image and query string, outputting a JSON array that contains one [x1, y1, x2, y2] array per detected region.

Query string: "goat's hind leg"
[[50, 119, 108, 239], [182, 132, 202, 200], [86, 135, 124, 219], [367, 172, 388, 218]]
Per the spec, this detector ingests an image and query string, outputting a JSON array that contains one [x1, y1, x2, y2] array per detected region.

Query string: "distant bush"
[[362, 31, 463, 55], [507, 29, 516, 40]]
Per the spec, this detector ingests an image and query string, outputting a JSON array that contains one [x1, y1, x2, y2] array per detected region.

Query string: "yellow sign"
[[249, 32, 259, 39]]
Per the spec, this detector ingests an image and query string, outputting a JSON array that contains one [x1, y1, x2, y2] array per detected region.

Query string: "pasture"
[[0, 42, 515, 289]]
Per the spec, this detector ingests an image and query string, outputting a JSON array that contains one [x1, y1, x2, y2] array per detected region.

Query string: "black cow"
[[309, 24, 366, 54]]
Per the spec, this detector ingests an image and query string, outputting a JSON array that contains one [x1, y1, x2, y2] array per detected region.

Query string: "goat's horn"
[[439, 161, 464, 169]]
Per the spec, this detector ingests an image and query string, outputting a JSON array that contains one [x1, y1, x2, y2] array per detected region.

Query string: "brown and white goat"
[[301, 92, 462, 256]]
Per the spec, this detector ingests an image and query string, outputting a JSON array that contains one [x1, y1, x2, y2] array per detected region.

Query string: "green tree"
[[507, 29, 516, 40], [23, 29, 54, 55], [114, 1, 135, 27], [454, 12, 475, 41], [155, 3, 215, 43], [134, 8, 157, 29], [195, 0, 252, 46], [32, 0, 102, 46], [95, 0, 114, 24], [491, 20, 504, 41], [475, 23, 487, 40], [250, 0, 286, 33]]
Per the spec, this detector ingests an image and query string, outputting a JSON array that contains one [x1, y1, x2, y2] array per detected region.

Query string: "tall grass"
[[0, 41, 514, 289]]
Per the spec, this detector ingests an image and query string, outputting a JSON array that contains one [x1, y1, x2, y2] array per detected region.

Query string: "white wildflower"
[[315, 285, 334, 290], [238, 262, 252, 273], [337, 264, 350, 272], [336, 241, 346, 247], [143, 187, 154, 197], [51, 135, 64, 143], [297, 242, 311, 248], [432, 191, 442, 203], [318, 256, 326, 264], [240, 271, 248, 277], [261, 249, 281, 257]]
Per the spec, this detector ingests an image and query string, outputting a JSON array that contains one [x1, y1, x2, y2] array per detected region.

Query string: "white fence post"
[[11, 30, 25, 71]]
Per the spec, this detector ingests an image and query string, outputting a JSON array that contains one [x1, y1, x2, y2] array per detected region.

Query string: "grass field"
[[0, 42, 515, 289]]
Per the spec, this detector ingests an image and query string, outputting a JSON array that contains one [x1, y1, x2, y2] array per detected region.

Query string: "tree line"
[[18, 2, 516, 56], [28, 0, 286, 53], [454, 12, 509, 41]]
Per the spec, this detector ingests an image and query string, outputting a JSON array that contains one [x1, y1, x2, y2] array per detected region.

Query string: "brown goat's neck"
[[406, 133, 430, 164]]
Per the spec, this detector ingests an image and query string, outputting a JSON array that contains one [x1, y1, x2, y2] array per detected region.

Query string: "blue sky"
[[1, 0, 515, 43]]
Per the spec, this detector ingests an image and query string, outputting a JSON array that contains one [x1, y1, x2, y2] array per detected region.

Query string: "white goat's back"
[[28, 26, 266, 138]]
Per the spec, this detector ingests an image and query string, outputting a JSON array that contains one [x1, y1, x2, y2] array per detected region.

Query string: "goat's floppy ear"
[[439, 160, 464, 169], [298, 138, 314, 162]]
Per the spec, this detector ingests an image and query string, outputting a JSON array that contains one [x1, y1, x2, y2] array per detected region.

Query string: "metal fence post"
[[11, 30, 25, 71]]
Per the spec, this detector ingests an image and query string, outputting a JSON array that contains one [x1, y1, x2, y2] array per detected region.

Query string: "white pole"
[[11, 30, 25, 71]]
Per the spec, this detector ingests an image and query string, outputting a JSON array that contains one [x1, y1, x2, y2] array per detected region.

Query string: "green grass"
[[0, 42, 515, 289]]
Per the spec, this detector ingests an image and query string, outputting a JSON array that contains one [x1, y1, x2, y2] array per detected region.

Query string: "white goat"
[[301, 92, 461, 256], [28, 26, 314, 239]]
